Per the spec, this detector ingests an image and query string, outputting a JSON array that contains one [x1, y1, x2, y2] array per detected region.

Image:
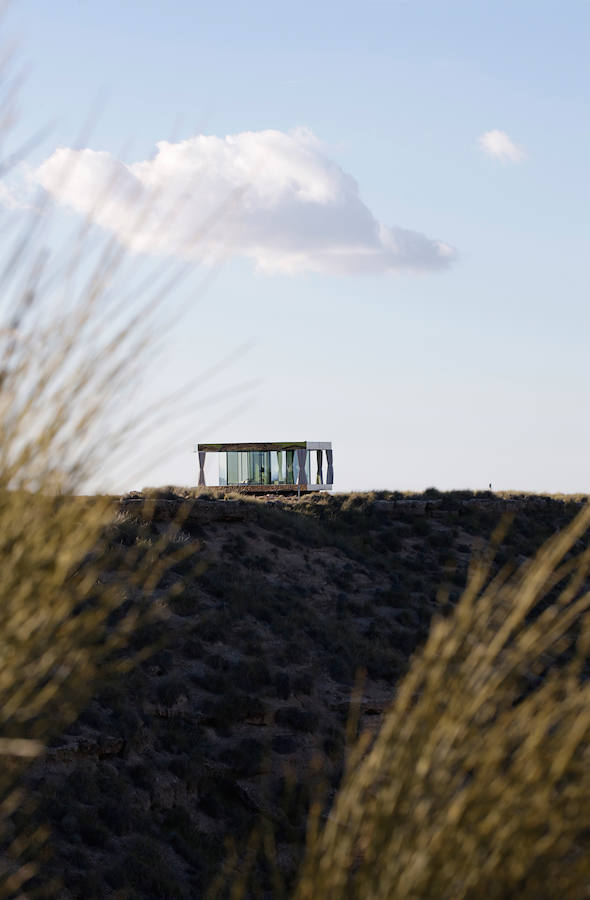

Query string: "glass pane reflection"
[[222, 449, 320, 486]]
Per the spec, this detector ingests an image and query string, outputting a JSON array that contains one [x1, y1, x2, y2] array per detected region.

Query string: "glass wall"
[[227, 451, 249, 485], [271, 450, 283, 484], [225, 451, 272, 485], [219, 452, 227, 486], [248, 451, 271, 485], [222, 450, 316, 486], [286, 450, 295, 484]]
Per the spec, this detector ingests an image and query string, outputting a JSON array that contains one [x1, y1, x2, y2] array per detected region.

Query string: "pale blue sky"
[[6, 0, 590, 492]]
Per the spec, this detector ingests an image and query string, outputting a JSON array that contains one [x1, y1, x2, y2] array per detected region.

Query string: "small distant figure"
[[489, 482, 492, 492]]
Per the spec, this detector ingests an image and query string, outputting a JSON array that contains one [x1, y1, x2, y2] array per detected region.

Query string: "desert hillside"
[[22, 490, 587, 899]]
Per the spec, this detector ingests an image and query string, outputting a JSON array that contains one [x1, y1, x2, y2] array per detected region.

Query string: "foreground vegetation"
[[5, 488, 589, 898]]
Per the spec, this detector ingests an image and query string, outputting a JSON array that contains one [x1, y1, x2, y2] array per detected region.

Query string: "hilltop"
[[22, 490, 588, 899]]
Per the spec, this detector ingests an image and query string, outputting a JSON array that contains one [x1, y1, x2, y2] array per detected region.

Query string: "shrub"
[[97, 798, 132, 835], [218, 737, 264, 776], [327, 654, 354, 685], [322, 726, 345, 761], [366, 646, 405, 682], [197, 774, 252, 832], [116, 835, 184, 898], [169, 588, 202, 617], [274, 706, 318, 733], [275, 670, 291, 700], [272, 734, 298, 755], [180, 634, 204, 659], [233, 657, 271, 690], [156, 678, 186, 707], [203, 692, 265, 734], [412, 519, 431, 537], [281, 640, 307, 665], [429, 529, 453, 549], [190, 669, 231, 694], [292, 671, 314, 695], [77, 809, 110, 848]]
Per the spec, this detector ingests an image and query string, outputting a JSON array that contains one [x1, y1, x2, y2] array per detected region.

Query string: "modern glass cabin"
[[196, 442, 333, 492]]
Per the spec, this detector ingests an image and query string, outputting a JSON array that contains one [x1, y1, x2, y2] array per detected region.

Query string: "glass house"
[[196, 442, 333, 492]]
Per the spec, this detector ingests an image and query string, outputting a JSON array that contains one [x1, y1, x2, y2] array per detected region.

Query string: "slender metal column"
[[326, 449, 334, 485], [297, 448, 308, 485], [198, 450, 207, 486]]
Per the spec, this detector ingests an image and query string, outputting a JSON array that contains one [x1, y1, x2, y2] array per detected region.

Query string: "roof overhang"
[[197, 441, 331, 452]]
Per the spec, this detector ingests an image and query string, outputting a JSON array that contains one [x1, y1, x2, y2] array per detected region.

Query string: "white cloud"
[[32, 128, 454, 276], [478, 129, 526, 163]]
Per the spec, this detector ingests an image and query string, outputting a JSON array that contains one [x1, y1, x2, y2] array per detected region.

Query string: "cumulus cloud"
[[478, 129, 526, 163], [32, 128, 454, 276]]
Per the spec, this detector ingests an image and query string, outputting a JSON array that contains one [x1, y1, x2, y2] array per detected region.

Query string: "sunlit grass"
[[295, 506, 590, 900], [0, 100, 202, 900]]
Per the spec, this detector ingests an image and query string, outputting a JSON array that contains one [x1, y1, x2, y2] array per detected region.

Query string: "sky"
[[3, 0, 590, 493]]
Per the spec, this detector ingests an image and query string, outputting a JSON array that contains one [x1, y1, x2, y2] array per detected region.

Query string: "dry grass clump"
[[0, 161, 198, 896], [295, 506, 590, 900]]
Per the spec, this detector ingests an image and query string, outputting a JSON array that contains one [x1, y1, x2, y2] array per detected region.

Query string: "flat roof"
[[197, 441, 331, 452]]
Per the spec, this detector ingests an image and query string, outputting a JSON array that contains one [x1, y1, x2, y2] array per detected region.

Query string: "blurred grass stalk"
[[0, 61, 220, 897], [296, 506, 590, 900]]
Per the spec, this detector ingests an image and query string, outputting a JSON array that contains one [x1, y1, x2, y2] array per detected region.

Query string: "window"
[[286, 450, 295, 484], [223, 448, 315, 486], [271, 450, 282, 484], [219, 452, 227, 485]]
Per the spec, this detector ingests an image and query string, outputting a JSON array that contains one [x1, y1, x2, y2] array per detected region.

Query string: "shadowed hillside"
[[20, 490, 589, 899]]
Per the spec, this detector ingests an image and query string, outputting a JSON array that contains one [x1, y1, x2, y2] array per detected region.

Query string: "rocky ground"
[[20, 489, 587, 899]]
